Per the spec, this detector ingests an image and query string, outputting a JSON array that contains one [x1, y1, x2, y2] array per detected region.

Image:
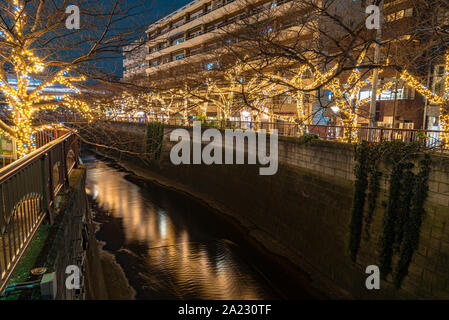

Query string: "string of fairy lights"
[[0, 0, 94, 156], [1, 1, 449, 156], [99, 51, 448, 146], [399, 52, 449, 146], [324, 51, 392, 143]]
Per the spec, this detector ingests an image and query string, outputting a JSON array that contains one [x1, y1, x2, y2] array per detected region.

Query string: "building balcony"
[[147, 0, 239, 42], [145, 0, 295, 63]]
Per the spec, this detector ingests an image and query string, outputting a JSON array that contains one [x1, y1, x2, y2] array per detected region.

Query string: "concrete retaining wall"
[[39, 166, 108, 300], [97, 122, 449, 299]]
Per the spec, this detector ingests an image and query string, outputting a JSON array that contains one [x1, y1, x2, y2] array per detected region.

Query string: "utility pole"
[[369, 0, 384, 127], [392, 73, 399, 129]]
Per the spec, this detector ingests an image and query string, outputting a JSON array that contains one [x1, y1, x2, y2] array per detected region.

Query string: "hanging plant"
[[349, 139, 431, 289], [393, 154, 431, 287], [394, 163, 415, 253], [378, 142, 422, 280], [349, 141, 383, 261], [349, 141, 370, 262], [146, 122, 164, 160], [364, 144, 383, 241], [379, 161, 405, 279]]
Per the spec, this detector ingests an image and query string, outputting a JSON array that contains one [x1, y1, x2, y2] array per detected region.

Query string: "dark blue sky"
[[151, 0, 192, 21]]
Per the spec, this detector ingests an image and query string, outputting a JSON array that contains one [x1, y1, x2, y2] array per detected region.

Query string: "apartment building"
[[123, 38, 149, 81], [122, 0, 446, 129], [141, 0, 306, 119], [142, 0, 416, 78], [144, 0, 291, 76]]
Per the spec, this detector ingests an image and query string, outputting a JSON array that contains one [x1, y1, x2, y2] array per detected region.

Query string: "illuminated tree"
[[204, 78, 237, 121], [150, 90, 179, 119], [236, 73, 279, 129], [0, 1, 88, 155], [400, 53, 449, 147], [0, 0, 153, 156], [271, 63, 340, 134], [196, 60, 278, 122], [325, 51, 392, 143]]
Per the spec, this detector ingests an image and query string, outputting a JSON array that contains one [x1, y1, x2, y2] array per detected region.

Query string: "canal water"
[[83, 153, 320, 300]]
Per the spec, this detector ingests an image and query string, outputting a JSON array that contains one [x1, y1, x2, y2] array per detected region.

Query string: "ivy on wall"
[[146, 122, 164, 161], [349, 141, 370, 262], [393, 155, 431, 287], [349, 141, 384, 261], [348, 141, 431, 288]]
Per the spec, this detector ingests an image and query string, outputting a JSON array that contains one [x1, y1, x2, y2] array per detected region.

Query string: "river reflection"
[[84, 154, 282, 300]]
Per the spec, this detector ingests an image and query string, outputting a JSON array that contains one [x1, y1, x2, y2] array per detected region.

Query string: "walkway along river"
[[83, 152, 324, 300]]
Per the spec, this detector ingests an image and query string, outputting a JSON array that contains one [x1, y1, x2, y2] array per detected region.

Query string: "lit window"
[[404, 8, 413, 17], [175, 38, 185, 45]]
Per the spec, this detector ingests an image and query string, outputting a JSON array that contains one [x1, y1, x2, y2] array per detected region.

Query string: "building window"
[[205, 61, 220, 70], [358, 85, 414, 101], [404, 8, 413, 17], [433, 64, 446, 97], [386, 9, 406, 22], [175, 37, 185, 45], [175, 54, 185, 60]]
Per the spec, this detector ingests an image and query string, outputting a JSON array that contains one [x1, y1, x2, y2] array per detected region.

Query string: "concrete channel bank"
[[90, 121, 449, 300]]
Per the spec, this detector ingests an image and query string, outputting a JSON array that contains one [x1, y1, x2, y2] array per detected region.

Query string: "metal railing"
[[112, 117, 449, 150], [1, 128, 66, 169], [0, 130, 79, 293]]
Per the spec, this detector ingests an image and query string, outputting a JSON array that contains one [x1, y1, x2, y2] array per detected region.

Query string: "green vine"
[[378, 142, 422, 280], [394, 163, 415, 252], [379, 161, 406, 279], [349, 141, 384, 261], [393, 154, 431, 287], [146, 122, 164, 160], [364, 145, 383, 242], [349, 140, 431, 288]]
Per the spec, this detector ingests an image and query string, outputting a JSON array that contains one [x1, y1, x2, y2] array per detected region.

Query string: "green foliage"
[[349, 141, 384, 261], [393, 154, 431, 287], [349, 141, 370, 262], [416, 132, 428, 141], [365, 167, 381, 241], [146, 122, 164, 161], [349, 140, 431, 288], [377, 142, 423, 281], [196, 115, 220, 128], [379, 162, 406, 279], [298, 133, 319, 144]]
